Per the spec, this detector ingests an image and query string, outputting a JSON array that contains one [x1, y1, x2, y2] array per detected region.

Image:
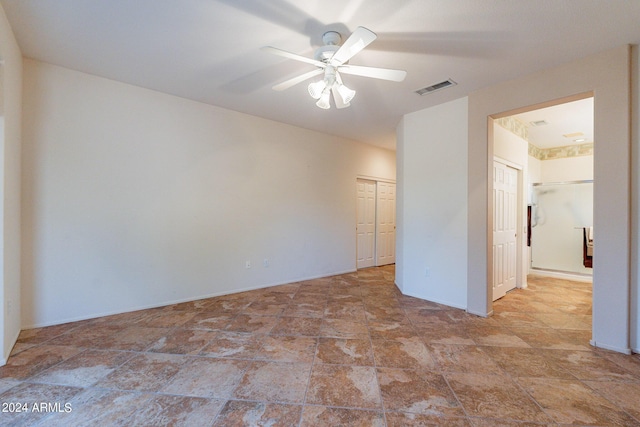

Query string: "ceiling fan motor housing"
[[315, 31, 342, 62], [322, 31, 341, 46]]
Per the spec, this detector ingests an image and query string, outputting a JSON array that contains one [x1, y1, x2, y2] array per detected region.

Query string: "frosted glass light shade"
[[336, 84, 356, 104], [316, 90, 331, 109], [308, 80, 327, 99]]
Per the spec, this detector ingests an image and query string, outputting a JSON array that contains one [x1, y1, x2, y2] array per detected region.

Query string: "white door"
[[356, 179, 376, 269], [493, 161, 518, 301], [376, 182, 396, 266]]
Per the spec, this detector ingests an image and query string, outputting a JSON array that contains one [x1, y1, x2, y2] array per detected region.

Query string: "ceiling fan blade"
[[339, 64, 407, 82], [272, 68, 324, 91], [261, 46, 325, 67], [329, 26, 377, 66]]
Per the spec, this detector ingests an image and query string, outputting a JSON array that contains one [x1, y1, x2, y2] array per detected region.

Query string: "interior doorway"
[[511, 97, 594, 281], [356, 178, 396, 269], [468, 47, 631, 353], [490, 96, 594, 301]]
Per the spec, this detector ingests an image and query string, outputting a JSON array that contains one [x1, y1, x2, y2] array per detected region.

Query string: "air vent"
[[530, 120, 548, 127], [415, 79, 457, 95]]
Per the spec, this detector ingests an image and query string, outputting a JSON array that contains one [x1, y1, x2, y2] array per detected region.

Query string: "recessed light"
[[563, 132, 584, 138], [573, 138, 586, 142]]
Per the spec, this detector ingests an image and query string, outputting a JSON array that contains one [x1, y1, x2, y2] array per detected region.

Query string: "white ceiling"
[[2, 0, 640, 150], [512, 97, 594, 149]]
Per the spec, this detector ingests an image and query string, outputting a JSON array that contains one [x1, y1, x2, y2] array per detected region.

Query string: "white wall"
[[0, 3, 22, 365], [396, 97, 468, 309], [21, 59, 395, 328]]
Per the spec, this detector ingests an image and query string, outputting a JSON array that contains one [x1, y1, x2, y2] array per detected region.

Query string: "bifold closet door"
[[376, 182, 396, 266], [356, 179, 376, 269]]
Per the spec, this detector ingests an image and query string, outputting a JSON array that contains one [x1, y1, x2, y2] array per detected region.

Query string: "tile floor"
[[1, 267, 639, 426]]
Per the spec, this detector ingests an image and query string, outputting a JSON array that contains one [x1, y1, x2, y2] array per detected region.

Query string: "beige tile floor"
[[1, 266, 639, 426]]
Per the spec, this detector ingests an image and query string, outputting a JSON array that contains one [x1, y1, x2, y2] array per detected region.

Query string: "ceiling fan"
[[261, 27, 407, 109]]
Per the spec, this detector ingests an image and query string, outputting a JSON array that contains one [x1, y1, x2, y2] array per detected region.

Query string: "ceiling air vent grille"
[[415, 79, 457, 95], [530, 120, 548, 127]]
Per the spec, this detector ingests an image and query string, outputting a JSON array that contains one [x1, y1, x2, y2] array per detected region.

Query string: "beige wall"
[[396, 97, 468, 308], [493, 123, 528, 167], [0, 3, 22, 365], [541, 156, 593, 182], [632, 45, 639, 353], [469, 46, 631, 353], [21, 59, 396, 328]]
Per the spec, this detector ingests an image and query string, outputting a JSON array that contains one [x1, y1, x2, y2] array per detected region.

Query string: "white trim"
[[400, 290, 467, 311], [494, 155, 523, 171], [2, 329, 21, 366], [533, 179, 593, 186], [590, 340, 632, 355], [356, 174, 396, 184], [467, 309, 494, 318], [22, 269, 356, 330], [529, 269, 592, 283]]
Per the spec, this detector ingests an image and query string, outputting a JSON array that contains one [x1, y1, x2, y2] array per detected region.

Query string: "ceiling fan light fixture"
[[316, 89, 331, 109], [336, 83, 356, 104], [308, 80, 327, 99], [263, 26, 406, 110]]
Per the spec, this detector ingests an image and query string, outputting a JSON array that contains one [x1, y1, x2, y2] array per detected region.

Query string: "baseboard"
[[590, 340, 632, 355], [22, 269, 358, 330], [529, 268, 592, 283], [400, 290, 467, 311], [467, 309, 493, 318], [1, 329, 21, 366]]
